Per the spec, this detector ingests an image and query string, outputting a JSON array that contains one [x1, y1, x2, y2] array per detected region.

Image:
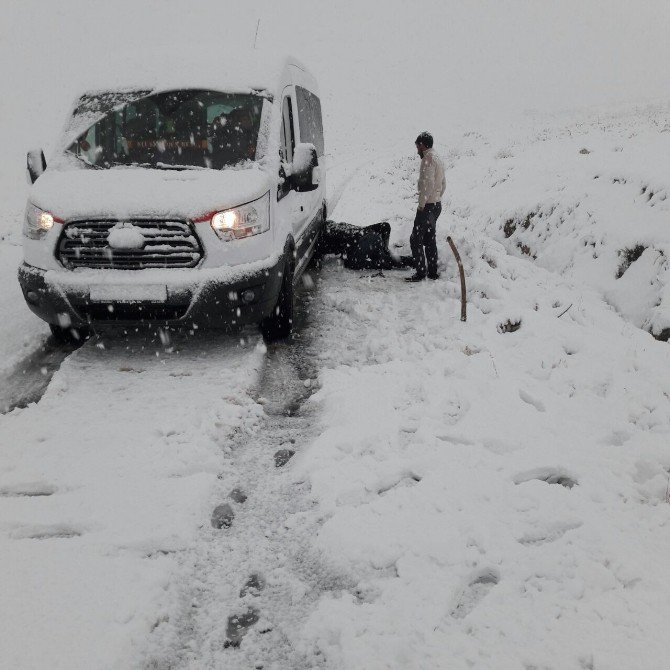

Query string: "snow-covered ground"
[[0, 331, 265, 668], [290, 125, 670, 666]]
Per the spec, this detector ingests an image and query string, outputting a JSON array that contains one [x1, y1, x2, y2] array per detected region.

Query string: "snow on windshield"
[[66, 89, 265, 170]]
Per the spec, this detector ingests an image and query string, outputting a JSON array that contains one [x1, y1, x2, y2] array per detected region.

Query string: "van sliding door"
[[293, 85, 325, 267], [277, 88, 310, 248]]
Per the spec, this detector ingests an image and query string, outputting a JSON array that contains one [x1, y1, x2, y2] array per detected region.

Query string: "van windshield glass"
[[65, 89, 264, 170]]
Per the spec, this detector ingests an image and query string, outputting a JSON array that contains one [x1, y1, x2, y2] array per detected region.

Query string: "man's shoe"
[[427, 273, 441, 280], [405, 274, 426, 282]]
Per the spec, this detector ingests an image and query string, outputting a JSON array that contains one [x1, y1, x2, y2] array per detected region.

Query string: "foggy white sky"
[[1, 0, 669, 184]]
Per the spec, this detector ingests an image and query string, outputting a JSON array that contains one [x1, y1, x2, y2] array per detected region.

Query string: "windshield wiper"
[[122, 162, 206, 171], [69, 152, 104, 170], [155, 162, 207, 171]]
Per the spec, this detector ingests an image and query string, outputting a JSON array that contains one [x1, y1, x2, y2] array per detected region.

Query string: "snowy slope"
[[290, 128, 670, 668], [448, 105, 670, 340]]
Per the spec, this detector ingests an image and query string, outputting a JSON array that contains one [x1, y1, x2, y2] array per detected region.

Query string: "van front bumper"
[[18, 258, 284, 329]]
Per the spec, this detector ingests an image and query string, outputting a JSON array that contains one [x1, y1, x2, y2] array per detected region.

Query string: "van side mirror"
[[27, 149, 47, 184], [291, 143, 319, 192]]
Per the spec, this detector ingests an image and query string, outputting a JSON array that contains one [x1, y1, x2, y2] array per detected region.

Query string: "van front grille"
[[76, 303, 190, 322], [58, 219, 202, 270]]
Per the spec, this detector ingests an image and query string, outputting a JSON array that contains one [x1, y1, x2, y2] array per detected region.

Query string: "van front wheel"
[[261, 262, 294, 342]]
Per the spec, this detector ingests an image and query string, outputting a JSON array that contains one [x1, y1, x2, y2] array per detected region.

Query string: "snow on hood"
[[30, 165, 272, 221]]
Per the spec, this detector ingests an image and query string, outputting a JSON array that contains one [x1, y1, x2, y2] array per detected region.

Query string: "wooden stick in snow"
[[447, 236, 467, 322]]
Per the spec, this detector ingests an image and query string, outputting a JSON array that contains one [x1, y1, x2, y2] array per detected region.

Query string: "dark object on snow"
[[497, 318, 521, 334], [240, 573, 265, 597], [405, 272, 441, 282], [229, 487, 248, 504], [274, 448, 295, 467], [224, 607, 260, 647], [447, 236, 467, 322], [321, 221, 409, 271], [211, 503, 235, 529], [556, 303, 572, 319]]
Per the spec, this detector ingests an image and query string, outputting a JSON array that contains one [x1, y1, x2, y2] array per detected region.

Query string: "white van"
[[19, 54, 325, 341]]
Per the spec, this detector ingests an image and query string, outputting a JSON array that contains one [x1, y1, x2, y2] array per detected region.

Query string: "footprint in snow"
[[451, 568, 500, 619], [376, 472, 422, 495], [513, 467, 578, 489], [224, 607, 260, 648], [274, 449, 295, 467], [11, 524, 82, 540], [211, 503, 235, 529], [518, 389, 546, 412], [239, 573, 265, 598], [0, 482, 57, 497], [229, 488, 248, 504], [518, 520, 583, 546]]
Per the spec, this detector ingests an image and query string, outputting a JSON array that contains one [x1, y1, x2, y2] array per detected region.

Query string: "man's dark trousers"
[[410, 202, 441, 278]]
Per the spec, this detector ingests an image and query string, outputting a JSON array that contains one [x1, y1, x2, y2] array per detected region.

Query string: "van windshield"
[[66, 89, 264, 170]]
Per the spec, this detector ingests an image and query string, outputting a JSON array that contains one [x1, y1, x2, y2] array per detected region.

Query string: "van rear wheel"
[[49, 323, 91, 345], [260, 261, 294, 343]]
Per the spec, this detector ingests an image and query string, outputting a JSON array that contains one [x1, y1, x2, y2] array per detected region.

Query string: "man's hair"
[[415, 131, 434, 148]]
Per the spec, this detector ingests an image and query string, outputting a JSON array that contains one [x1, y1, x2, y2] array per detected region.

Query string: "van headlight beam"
[[23, 202, 60, 240], [209, 192, 270, 241]]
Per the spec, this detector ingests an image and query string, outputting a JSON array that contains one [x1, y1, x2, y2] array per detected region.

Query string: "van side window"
[[295, 86, 324, 156], [278, 95, 295, 200], [281, 95, 295, 163]]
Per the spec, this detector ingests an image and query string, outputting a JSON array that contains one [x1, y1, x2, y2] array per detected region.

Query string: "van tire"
[[49, 323, 91, 345], [260, 261, 294, 342]]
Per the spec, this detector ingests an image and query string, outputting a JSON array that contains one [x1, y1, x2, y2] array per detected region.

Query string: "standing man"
[[406, 131, 446, 282]]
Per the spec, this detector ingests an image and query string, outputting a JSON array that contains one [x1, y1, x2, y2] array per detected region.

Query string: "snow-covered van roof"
[[73, 50, 308, 99], [58, 50, 314, 148]]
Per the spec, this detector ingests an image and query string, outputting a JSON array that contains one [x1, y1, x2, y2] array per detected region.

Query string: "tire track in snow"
[[0, 329, 266, 670], [141, 274, 350, 669], [0, 336, 84, 414]]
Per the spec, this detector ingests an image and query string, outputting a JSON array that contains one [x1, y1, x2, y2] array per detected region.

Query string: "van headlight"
[[23, 202, 58, 240], [210, 192, 270, 241]]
